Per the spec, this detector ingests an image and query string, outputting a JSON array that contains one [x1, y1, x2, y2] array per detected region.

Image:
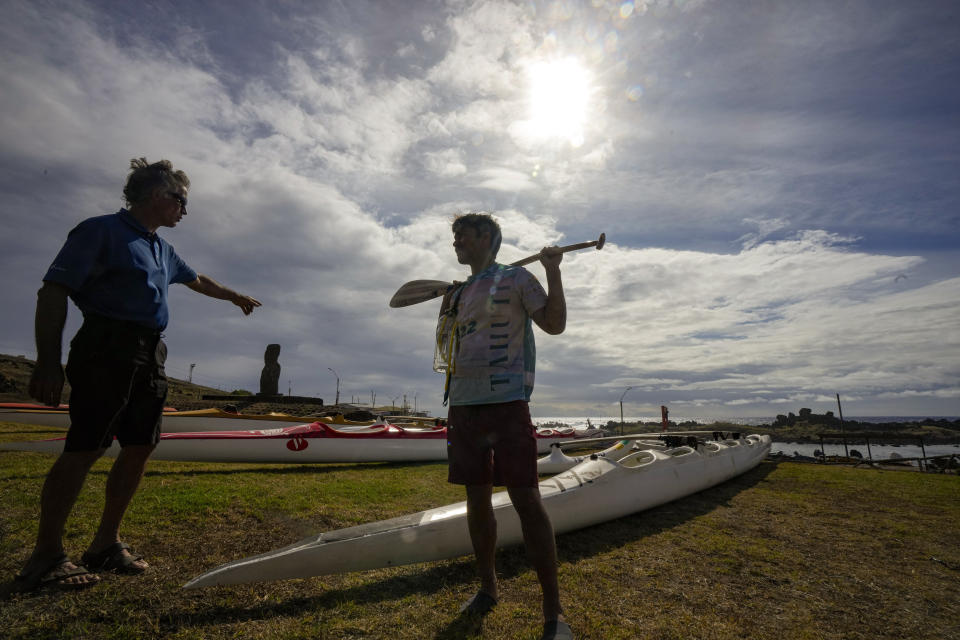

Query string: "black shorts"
[[446, 400, 539, 488], [63, 315, 169, 452]]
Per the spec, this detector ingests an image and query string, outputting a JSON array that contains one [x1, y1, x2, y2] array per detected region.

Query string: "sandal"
[[459, 590, 498, 616], [541, 619, 574, 640], [82, 542, 147, 575], [13, 553, 101, 593]]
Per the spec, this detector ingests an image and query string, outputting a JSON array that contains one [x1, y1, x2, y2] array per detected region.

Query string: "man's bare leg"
[[85, 444, 155, 570], [21, 450, 104, 586], [507, 486, 563, 622], [465, 483, 498, 599]]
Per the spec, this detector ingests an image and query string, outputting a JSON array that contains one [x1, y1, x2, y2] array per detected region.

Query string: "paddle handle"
[[509, 233, 606, 268], [389, 233, 606, 308]]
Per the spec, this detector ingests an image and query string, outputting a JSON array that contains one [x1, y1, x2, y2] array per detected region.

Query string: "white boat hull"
[[184, 434, 771, 588], [0, 409, 73, 429], [536, 438, 666, 475], [0, 407, 313, 433], [2, 418, 582, 458], [0, 423, 451, 463]]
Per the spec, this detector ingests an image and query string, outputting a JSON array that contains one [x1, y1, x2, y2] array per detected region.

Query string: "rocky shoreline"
[[606, 407, 960, 445]]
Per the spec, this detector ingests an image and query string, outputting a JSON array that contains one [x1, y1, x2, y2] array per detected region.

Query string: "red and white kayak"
[[184, 434, 772, 587], [1, 420, 595, 462], [0, 404, 448, 433], [0, 422, 448, 463], [0, 406, 326, 433]]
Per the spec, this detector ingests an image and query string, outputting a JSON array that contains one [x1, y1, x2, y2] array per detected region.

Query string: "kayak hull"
[[184, 434, 771, 587], [2, 417, 587, 459], [0, 422, 453, 463], [0, 407, 312, 433], [536, 438, 666, 475]]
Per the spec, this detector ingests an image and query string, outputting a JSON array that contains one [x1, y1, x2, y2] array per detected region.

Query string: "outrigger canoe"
[[184, 434, 771, 588], [0, 406, 385, 433], [0, 420, 602, 462], [536, 438, 666, 475], [0, 406, 303, 432], [0, 422, 447, 463]]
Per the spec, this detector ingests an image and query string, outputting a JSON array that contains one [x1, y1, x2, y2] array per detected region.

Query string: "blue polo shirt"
[[43, 209, 198, 330]]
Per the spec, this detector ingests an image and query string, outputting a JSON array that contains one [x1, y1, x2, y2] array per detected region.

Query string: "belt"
[[82, 313, 163, 338]]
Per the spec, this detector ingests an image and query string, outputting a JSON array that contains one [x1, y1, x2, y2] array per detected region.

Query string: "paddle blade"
[[389, 280, 453, 308]]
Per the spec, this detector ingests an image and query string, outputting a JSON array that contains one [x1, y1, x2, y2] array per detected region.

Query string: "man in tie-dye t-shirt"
[[439, 213, 572, 640]]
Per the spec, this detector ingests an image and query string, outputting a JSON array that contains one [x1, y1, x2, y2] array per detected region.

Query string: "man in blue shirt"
[[16, 158, 261, 592]]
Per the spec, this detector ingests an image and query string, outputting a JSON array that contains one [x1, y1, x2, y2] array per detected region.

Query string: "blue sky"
[[1, 0, 957, 419]]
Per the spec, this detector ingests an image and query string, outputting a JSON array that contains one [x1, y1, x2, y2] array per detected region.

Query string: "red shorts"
[[446, 400, 538, 488]]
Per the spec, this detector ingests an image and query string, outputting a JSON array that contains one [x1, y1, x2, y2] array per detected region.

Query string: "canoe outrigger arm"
[[552, 430, 745, 449]]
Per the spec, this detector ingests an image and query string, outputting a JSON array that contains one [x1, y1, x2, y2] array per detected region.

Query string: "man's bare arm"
[[530, 247, 566, 335], [28, 282, 70, 406], [185, 275, 261, 315]]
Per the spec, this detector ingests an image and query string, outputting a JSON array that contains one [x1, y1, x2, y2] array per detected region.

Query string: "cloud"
[[472, 167, 539, 192], [0, 0, 957, 420]]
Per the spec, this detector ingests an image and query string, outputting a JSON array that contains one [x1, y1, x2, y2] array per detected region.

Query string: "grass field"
[[1, 422, 958, 639]]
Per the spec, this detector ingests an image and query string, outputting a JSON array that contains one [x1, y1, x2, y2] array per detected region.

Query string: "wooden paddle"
[[389, 233, 606, 308]]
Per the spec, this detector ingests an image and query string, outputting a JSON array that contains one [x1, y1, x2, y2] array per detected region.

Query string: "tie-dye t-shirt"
[[448, 263, 547, 406]]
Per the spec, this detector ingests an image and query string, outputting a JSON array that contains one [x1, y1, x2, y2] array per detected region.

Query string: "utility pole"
[[328, 368, 340, 406], [371, 390, 376, 408], [288, 380, 291, 396], [836, 393, 849, 458], [188, 363, 196, 384], [619, 386, 634, 436]]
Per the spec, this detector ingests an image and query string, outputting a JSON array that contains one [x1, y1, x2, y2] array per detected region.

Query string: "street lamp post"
[[392, 395, 401, 411], [619, 386, 634, 436], [328, 368, 340, 406]]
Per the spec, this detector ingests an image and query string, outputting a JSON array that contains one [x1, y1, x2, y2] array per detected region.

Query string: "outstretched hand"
[[232, 294, 262, 315]]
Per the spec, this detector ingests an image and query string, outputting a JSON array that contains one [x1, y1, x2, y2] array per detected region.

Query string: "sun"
[[526, 58, 592, 147]]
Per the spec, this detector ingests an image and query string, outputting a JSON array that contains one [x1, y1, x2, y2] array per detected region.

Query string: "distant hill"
[[0, 352, 223, 406], [0, 353, 399, 419]]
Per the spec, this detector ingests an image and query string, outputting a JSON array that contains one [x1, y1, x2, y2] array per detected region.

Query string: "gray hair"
[[122, 157, 190, 207]]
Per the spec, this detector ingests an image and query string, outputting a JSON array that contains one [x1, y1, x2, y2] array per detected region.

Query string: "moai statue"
[[259, 344, 281, 396]]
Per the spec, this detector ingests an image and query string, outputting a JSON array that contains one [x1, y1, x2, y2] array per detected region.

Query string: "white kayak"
[[536, 438, 666, 475], [0, 406, 311, 432], [1, 420, 597, 462], [1, 422, 449, 463], [184, 434, 771, 588], [0, 408, 75, 429]]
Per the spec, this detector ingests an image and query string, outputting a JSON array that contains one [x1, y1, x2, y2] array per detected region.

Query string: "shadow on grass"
[[554, 460, 778, 563], [158, 558, 479, 634], [156, 463, 777, 634], [142, 462, 411, 478], [1, 460, 445, 482], [434, 612, 485, 639]]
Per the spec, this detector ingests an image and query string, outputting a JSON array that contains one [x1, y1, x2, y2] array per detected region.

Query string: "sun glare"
[[526, 58, 591, 147]]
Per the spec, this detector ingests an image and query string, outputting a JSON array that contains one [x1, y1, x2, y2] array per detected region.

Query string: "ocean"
[[532, 415, 959, 429], [531, 415, 960, 463], [533, 415, 960, 460]]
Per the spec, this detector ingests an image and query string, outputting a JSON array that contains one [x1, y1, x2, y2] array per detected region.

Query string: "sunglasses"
[[167, 192, 188, 209]]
